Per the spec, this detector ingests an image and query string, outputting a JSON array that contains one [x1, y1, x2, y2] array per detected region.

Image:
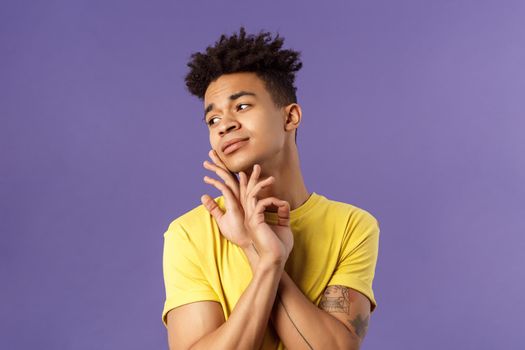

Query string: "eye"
[[206, 104, 250, 126], [237, 103, 250, 111], [207, 116, 220, 126]]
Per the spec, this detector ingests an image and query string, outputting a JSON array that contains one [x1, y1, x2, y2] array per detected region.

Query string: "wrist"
[[256, 257, 285, 275], [240, 238, 256, 252], [258, 255, 287, 271], [241, 242, 259, 269], [237, 227, 253, 250]]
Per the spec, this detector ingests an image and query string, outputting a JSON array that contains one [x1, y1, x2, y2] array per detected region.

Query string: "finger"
[[200, 194, 224, 221], [245, 175, 275, 214], [203, 176, 240, 213], [209, 150, 237, 181], [209, 149, 227, 168], [239, 171, 247, 209], [275, 200, 291, 227], [203, 160, 240, 198], [253, 197, 290, 227], [247, 176, 275, 200], [244, 171, 259, 215], [246, 163, 261, 195]]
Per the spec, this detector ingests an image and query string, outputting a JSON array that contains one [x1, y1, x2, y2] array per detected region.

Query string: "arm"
[[167, 259, 284, 350], [243, 246, 370, 350], [166, 301, 225, 350], [198, 161, 296, 349], [200, 157, 365, 347], [189, 260, 284, 350]]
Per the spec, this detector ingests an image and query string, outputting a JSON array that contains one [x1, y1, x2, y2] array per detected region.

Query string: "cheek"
[[254, 112, 282, 134], [209, 135, 220, 153], [252, 119, 285, 151]]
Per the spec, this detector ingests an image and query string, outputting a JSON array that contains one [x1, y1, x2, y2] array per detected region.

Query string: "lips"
[[221, 137, 249, 153]]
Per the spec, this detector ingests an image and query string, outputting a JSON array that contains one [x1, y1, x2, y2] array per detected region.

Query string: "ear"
[[283, 103, 302, 132]]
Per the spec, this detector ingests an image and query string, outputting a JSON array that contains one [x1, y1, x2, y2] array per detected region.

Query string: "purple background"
[[1, 0, 524, 349]]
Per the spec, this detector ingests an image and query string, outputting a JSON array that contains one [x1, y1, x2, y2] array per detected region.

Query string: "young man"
[[162, 27, 380, 350]]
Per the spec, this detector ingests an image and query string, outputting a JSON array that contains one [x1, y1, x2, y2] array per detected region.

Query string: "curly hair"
[[185, 26, 303, 111]]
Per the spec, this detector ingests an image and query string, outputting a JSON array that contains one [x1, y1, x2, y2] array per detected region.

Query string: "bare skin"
[[190, 72, 371, 349], [201, 149, 371, 349], [201, 71, 310, 213]]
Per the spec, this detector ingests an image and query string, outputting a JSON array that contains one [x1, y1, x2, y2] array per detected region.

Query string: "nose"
[[218, 115, 240, 136]]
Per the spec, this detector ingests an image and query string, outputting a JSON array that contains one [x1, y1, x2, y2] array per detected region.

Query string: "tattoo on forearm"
[[276, 293, 314, 350], [319, 285, 370, 341]]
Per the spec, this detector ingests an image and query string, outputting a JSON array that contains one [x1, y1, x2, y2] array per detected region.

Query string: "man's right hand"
[[200, 149, 274, 250], [238, 164, 293, 267]]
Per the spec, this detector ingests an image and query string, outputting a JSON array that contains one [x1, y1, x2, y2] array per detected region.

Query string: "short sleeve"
[[161, 222, 219, 328], [327, 212, 380, 313]]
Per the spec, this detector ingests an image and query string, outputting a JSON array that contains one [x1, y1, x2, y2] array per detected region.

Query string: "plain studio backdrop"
[[1, 0, 524, 349]]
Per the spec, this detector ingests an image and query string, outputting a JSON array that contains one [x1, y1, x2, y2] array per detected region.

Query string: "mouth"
[[222, 138, 249, 155]]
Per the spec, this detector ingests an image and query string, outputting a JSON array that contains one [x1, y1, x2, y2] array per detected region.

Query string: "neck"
[[250, 141, 310, 212]]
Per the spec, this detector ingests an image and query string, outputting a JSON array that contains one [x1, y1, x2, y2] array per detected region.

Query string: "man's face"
[[203, 72, 290, 174]]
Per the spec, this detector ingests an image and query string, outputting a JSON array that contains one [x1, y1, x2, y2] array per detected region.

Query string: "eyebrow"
[[204, 91, 257, 119]]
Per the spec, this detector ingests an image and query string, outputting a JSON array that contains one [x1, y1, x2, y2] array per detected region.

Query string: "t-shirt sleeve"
[[161, 221, 220, 328], [327, 211, 380, 313]]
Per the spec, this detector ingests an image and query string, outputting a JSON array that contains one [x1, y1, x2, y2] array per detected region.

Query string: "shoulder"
[[319, 194, 380, 229]]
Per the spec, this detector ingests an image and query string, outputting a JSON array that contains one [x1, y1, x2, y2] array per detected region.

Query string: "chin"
[[224, 154, 259, 174]]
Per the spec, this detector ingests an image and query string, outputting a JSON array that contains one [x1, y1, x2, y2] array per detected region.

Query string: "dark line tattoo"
[[319, 285, 370, 341], [276, 293, 314, 350], [251, 244, 313, 347], [251, 242, 259, 256], [319, 285, 350, 313]]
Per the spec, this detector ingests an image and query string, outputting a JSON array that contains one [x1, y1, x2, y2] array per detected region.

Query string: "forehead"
[[204, 72, 268, 103]]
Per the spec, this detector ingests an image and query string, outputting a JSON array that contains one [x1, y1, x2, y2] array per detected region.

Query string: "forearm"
[[273, 271, 359, 349], [190, 260, 284, 350], [242, 246, 358, 350]]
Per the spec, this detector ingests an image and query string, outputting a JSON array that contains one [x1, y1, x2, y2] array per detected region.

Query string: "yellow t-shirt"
[[162, 192, 380, 349]]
